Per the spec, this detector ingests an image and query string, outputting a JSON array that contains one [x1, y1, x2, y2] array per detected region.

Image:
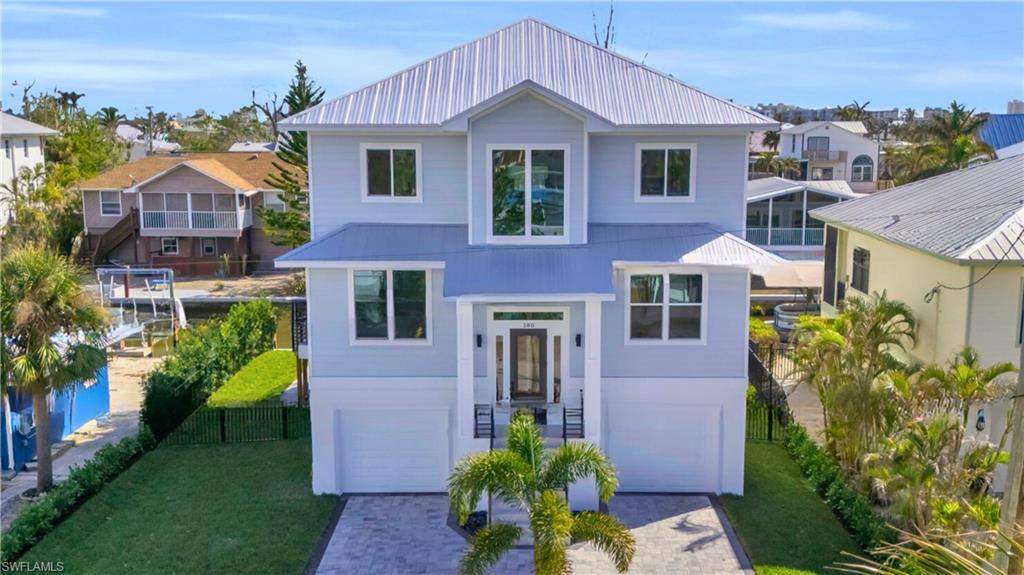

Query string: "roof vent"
[[884, 215, 900, 229]]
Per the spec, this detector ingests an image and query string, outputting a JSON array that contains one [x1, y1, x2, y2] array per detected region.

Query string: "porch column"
[[456, 300, 474, 437], [801, 190, 808, 246], [583, 299, 602, 442], [766, 198, 773, 246], [186, 193, 193, 229]]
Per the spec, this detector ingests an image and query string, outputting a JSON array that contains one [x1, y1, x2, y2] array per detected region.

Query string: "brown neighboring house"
[[79, 152, 298, 276]]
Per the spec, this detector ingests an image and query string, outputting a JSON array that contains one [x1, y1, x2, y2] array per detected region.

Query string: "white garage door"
[[336, 409, 449, 493], [606, 404, 720, 492]]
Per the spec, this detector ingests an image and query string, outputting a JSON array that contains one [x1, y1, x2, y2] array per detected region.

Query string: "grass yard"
[[720, 441, 862, 575], [208, 349, 296, 406], [20, 440, 337, 575]]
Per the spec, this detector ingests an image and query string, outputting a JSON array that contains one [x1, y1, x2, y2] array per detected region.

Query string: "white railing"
[[191, 211, 238, 229], [746, 227, 826, 247], [142, 211, 189, 229]]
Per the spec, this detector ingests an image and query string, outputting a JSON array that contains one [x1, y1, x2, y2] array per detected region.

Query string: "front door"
[[509, 329, 546, 401]]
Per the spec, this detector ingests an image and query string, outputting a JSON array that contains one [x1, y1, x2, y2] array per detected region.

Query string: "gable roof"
[[282, 18, 774, 129], [77, 152, 288, 191], [746, 177, 859, 202], [980, 114, 1024, 152], [781, 121, 869, 136], [1, 112, 60, 136], [811, 155, 1024, 262]]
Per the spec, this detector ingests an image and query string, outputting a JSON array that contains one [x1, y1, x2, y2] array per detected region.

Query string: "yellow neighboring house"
[[811, 155, 1023, 492]]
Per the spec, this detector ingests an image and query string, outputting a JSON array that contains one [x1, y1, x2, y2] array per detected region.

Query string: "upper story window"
[[626, 270, 705, 344], [635, 144, 695, 202], [488, 145, 567, 241], [263, 192, 286, 212], [851, 155, 874, 182], [100, 191, 122, 216], [806, 136, 829, 151], [851, 247, 870, 293], [360, 144, 421, 202], [3, 139, 9, 158], [350, 268, 430, 344], [22, 139, 29, 158]]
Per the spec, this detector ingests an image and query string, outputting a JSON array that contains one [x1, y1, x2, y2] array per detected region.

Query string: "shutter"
[[822, 226, 838, 306]]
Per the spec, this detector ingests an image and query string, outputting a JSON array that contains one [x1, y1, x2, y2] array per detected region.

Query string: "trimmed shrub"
[[141, 299, 277, 440], [1, 427, 156, 561], [783, 424, 894, 550], [749, 317, 780, 345], [207, 350, 296, 407]]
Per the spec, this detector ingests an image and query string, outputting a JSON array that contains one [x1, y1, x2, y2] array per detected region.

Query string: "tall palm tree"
[[836, 100, 871, 121], [449, 415, 636, 575], [95, 106, 125, 131], [0, 248, 107, 493], [761, 130, 780, 152], [775, 157, 802, 179], [754, 151, 778, 174], [924, 101, 989, 149]]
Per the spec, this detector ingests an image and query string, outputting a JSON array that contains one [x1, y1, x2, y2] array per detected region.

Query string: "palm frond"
[[530, 490, 574, 575], [570, 511, 636, 573], [448, 449, 531, 522], [459, 523, 523, 575], [506, 413, 547, 482], [541, 442, 618, 502]]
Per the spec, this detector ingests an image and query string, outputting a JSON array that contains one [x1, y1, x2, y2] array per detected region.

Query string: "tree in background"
[[1, 249, 107, 494], [168, 106, 269, 152], [836, 100, 870, 121], [257, 60, 325, 248], [761, 130, 780, 152], [884, 101, 995, 184], [95, 106, 125, 131]]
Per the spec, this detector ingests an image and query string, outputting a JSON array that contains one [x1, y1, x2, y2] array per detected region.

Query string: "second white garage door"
[[605, 403, 720, 493], [336, 409, 449, 493]]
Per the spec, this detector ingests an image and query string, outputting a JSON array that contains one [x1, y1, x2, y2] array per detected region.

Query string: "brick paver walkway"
[[315, 494, 749, 574]]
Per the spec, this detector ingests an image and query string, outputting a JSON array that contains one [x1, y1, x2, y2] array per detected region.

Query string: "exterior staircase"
[[91, 208, 137, 265]]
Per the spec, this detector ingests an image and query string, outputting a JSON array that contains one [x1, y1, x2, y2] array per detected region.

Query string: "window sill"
[[361, 195, 422, 204], [350, 338, 432, 347], [634, 195, 695, 204], [624, 338, 706, 346]]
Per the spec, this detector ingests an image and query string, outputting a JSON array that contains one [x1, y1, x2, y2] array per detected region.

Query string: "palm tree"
[[924, 101, 989, 149], [95, 106, 125, 131], [836, 100, 871, 121], [903, 107, 917, 123], [761, 130, 780, 152], [0, 248, 107, 493], [834, 525, 1024, 574], [754, 151, 778, 174], [775, 157, 802, 179], [449, 414, 636, 575]]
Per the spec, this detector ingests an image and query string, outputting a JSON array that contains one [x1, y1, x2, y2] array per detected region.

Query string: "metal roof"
[[276, 223, 783, 298], [980, 114, 1024, 153], [1, 112, 59, 136], [811, 155, 1024, 262], [781, 121, 868, 136], [746, 177, 859, 202], [282, 18, 774, 129]]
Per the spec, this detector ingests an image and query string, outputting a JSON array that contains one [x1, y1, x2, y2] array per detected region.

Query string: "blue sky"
[[3, 2, 1022, 119]]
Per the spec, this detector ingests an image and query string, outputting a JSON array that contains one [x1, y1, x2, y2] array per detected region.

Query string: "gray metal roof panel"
[[811, 155, 1024, 261], [1, 112, 59, 136], [282, 19, 773, 128], [278, 223, 781, 297]]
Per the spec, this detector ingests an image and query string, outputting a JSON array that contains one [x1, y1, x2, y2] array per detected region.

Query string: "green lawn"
[[21, 440, 338, 575], [208, 349, 296, 406], [720, 441, 862, 575]]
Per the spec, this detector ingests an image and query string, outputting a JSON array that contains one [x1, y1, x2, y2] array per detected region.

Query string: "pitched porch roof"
[[276, 223, 785, 298]]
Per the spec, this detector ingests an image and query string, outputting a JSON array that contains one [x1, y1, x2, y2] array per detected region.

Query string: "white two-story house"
[[1, 112, 59, 226], [276, 19, 779, 505], [778, 121, 880, 193]]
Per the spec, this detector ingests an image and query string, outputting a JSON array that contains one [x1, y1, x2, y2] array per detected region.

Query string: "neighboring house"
[[812, 156, 1023, 491], [1, 112, 59, 225], [274, 18, 780, 502], [116, 123, 181, 161], [778, 121, 880, 193], [979, 114, 1024, 159], [78, 152, 294, 275], [745, 177, 862, 257], [228, 141, 276, 153]]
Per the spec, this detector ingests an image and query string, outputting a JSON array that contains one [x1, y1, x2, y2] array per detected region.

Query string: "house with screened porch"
[[276, 19, 781, 505]]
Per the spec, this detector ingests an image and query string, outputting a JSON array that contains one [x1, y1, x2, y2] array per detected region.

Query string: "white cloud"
[[741, 10, 908, 32], [3, 3, 108, 21], [907, 61, 1024, 89]]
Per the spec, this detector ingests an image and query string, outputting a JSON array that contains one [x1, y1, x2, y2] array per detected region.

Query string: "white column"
[[186, 193, 193, 229], [236, 192, 243, 229], [456, 300, 475, 437], [570, 298, 603, 511], [801, 190, 808, 246]]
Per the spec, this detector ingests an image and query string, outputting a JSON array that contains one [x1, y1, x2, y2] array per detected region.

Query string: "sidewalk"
[[1, 356, 161, 530]]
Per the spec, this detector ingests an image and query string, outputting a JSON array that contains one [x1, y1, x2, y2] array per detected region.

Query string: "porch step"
[[492, 435, 563, 450]]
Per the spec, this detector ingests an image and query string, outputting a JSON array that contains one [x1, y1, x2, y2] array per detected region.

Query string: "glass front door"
[[510, 329, 546, 401]]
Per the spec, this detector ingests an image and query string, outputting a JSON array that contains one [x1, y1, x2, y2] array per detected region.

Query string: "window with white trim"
[[490, 146, 566, 239], [3, 139, 10, 158], [627, 272, 703, 341], [361, 144, 420, 200], [100, 191, 122, 216], [201, 237, 217, 256], [22, 139, 29, 158], [352, 269, 429, 341], [636, 144, 695, 200], [263, 192, 286, 212], [160, 237, 179, 255], [851, 247, 870, 293], [851, 155, 874, 182]]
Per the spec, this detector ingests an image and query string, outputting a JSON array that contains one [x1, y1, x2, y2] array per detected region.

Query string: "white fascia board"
[[275, 259, 446, 269], [446, 293, 615, 303]]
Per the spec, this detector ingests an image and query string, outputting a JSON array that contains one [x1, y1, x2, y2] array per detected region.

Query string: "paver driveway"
[[315, 494, 750, 574]]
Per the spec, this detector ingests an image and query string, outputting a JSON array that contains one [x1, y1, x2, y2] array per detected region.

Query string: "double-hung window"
[[351, 269, 430, 343], [851, 247, 870, 293], [635, 144, 695, 201], [489, 146, 567, 240], [100, 191, 122, 216], [627, 271, 704, 343], [361, 144, 421, 201], [263, 192, 286, 212], [160, 237, 179, 255]]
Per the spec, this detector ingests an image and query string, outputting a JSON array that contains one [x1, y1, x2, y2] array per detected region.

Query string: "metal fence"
[[747, 341, 794, 441], [751, 342, 798, 383], [163, 404, 311, 445]]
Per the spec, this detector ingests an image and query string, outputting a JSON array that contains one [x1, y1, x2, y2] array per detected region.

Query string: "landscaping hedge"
[[783, 424, 895, 551], [141, 299, 277, 439], [207, 350, 296, 407], [1, 427, 157, 562]]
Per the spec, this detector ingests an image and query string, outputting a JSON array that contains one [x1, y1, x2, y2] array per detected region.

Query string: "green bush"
[[141, 300, 277, 439], [749, 317, 780, 345], [0, 427, 156, 562], [208, 350, 296, 407], [783, 424, 894, 550]]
